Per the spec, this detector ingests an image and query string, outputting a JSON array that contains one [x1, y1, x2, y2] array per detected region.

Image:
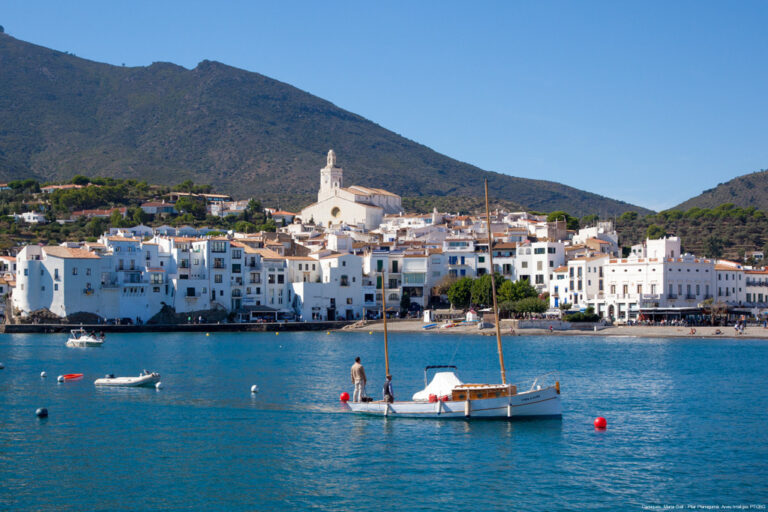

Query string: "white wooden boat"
[[66, 328, 105, 348], [345, 180, 562, 420], [347, 367, 561, 418], [94, 370, 160, 388]]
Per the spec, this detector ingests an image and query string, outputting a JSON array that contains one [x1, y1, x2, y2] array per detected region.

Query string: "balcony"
[[686, 294, 697, 300], [213, 263, 225, 269]]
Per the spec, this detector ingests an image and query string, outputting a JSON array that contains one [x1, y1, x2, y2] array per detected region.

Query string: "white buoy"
[[57, 375, 64, 382], [251, 384, 259, 394], [155, 381, 163, 390], [41, 371, 47, 378]]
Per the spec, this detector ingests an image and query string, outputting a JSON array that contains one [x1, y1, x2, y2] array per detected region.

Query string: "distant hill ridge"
[[674, 169, 768, 211], [0, 32, 650, 216]]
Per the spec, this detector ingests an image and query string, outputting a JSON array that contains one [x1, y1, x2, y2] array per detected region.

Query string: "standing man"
[[351, 356, 367, 402], [382, 374, 394, 403]]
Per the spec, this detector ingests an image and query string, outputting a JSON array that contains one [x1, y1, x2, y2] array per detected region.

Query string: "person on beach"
[[382, 374, 394, 403], [351, 357, 367, 402]]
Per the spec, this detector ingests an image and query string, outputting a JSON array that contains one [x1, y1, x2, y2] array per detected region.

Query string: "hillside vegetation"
[[0, 33, 648, 217], [614, 204, 768, 260], [674, 169, 768, 211]]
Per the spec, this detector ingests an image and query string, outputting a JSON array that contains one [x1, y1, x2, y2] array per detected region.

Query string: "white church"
[[299, 150, 402, 229]]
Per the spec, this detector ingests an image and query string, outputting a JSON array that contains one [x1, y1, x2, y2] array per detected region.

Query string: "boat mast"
[[380, 269, 390, 376], [484, 179, 507, 385]]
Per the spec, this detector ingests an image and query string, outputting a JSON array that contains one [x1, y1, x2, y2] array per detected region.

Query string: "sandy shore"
[[345, 319, 768, 339]]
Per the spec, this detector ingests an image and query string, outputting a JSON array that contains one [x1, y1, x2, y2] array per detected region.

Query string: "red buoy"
[[594, 416, 607, 429], [428, 394, 438, 403], [339, 392, 350, 402], [440, 395, 449, 402]]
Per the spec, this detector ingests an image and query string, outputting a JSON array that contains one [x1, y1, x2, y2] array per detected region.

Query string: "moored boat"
[[345, 179, 562, 420], [66, 328, 105, 348], [94, 370, 160, 388]]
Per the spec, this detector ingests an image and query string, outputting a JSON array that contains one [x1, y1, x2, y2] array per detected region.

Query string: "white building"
[[299, 150, 402, 230]]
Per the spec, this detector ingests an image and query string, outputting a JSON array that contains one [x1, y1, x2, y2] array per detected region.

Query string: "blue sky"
[[3, 1, 767, 211]]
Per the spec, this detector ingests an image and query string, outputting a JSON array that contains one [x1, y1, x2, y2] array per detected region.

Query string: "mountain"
[[674, 169, 768, 211], [0, 33, 651, 217]]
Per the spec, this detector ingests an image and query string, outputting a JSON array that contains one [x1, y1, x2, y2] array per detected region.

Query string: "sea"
[[1, 331, 766, 511]]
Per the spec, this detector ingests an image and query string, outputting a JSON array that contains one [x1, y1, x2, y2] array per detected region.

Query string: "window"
[[215, 274, 223, 284], [72, 267, 78, 275], [522, 261, 528, 269], [298, 264, 302, 270], [24, 268, 28, 276], [232, 264, 241, 274], [86, 268, 91, 276], [548, 247, 556, 254], [54, 269, 59, 280], [340, 275, 349, 286], [153, 286, 160, 293], [535, 275, 544, 284], [277, 274, 284, 284], [536, 261, 543, 271], [478, 256, 485, 263], [211, 241, 227, 253], [623, 284, 628, 295], [346, 298, 353, 304], [232, 249, 242, 259], [54, 283, 58, 291], [534, 248, 545, 255]]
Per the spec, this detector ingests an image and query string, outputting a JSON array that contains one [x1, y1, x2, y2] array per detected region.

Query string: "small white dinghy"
[[94, 370, 160, 388], [66, 328, 105, 348]]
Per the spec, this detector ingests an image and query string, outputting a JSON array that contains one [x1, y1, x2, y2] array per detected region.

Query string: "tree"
[[547, 211, 579, 230], [646, 224, 666, 240], [498, 279, 538, 303], [109, 210, 125, 227], [234, 221, 258, 233], [433, 275, 457, 297], [446, 277, 473, 309], [174, 196, 206, 219], [705, 235, 725, 259], [470, 273, 505, 308], [581, 214, 599, 226], [512, 297, 548, 314], [71, 175, 90, 186], [85, 217, 106, 238], [132, 207, 149, 225], [400, 291, 411, 315], [619, 211, 639, 222]]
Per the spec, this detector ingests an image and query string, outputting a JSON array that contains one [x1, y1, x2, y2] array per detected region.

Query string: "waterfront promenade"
[[0, 320, 351, 334], [355, 319, 768, 339]]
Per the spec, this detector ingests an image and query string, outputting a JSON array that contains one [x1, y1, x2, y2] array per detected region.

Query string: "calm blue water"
[[1, 331, 766, 511]]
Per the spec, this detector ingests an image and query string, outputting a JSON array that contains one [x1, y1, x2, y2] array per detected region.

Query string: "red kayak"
[[62, 373, 83, 381]]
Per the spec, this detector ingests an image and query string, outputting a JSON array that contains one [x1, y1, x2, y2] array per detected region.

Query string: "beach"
[[349, 319, 768, 339]]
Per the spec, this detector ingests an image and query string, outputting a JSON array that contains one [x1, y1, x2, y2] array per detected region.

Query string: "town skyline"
[[3, 1, 767, 210]]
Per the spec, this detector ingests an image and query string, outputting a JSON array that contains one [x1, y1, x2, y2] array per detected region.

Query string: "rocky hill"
[[674, 169, 768, 211], [0, 33, 650, 216]]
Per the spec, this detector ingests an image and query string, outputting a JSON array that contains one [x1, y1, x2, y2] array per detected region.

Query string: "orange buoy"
[[339, 392, 350, 402], [594, 416, 607, 429]]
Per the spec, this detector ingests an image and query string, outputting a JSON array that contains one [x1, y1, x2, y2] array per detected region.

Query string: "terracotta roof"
[[553, 266, 568, 272], [715, 264, 742, 271], [250, 248, 283, 259], [107, 236, 139, 242], [272, 210, 297, 216], [284, 256, 315, 261], [43, 247, 100, 259], [146, 268, 165, 272]]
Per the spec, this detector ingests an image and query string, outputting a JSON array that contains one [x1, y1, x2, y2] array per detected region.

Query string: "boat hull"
[[94, 374, 160, 388], [346, 385, 561, 419], [66, 340, 104, 348]]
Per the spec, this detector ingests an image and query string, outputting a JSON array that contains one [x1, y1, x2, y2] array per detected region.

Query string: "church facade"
[[299, 150, 402, 230]]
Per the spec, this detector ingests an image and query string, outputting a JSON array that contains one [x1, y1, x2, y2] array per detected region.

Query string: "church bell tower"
[[319, 149, 343, 201]]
